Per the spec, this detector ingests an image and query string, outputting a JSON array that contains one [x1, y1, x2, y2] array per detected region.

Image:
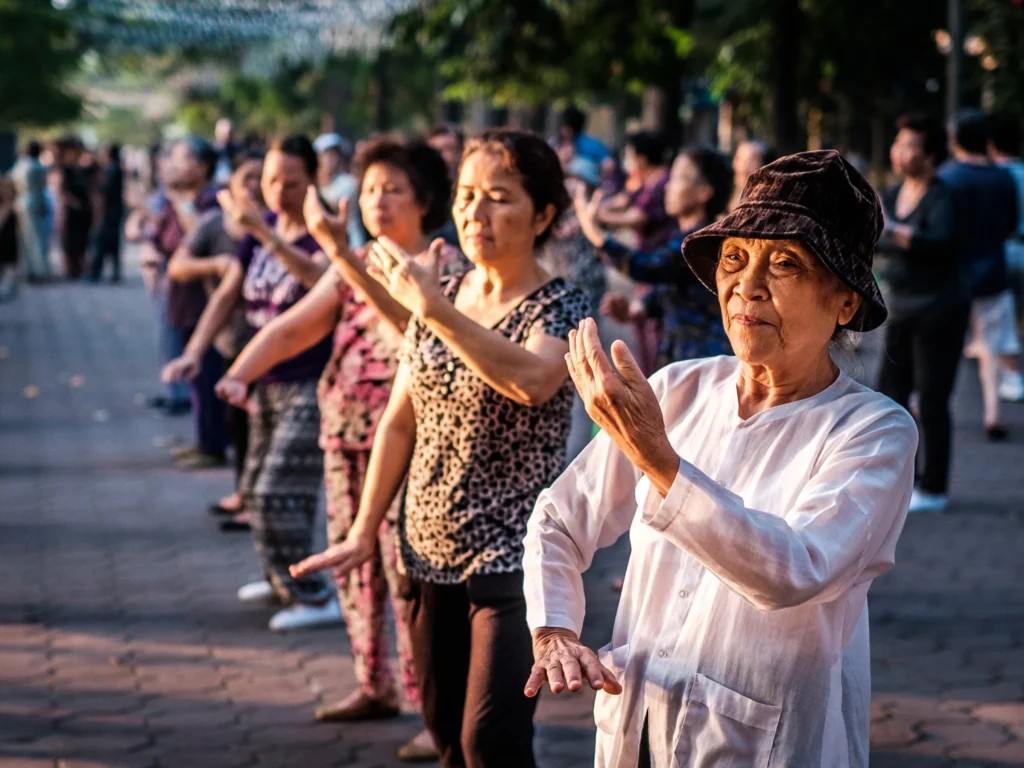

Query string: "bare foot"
[[315, 689, 400, 722], [219, 492, 242, 512]]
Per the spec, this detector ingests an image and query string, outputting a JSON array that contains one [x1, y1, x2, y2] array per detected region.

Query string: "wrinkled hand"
[[214, 376, 249, 408], [289, 532, 375, 579], [366, 236, 445, 318], [303, 185, 349, 256], [525, 627, 623, 698], [162, 353, 200, 383], [567, 318, 676, 489], [218, 188, 265, 234]]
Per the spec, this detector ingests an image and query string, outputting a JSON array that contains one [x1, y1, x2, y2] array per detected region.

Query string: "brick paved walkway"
[[1, 258, 1023, 767]]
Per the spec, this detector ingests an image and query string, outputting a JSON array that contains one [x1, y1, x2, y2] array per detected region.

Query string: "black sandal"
[[208, 502, 241, 516], [218, 515, 251, 532]]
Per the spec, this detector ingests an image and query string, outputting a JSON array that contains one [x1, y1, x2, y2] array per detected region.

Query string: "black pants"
[[227, 402, 249, 487], [408, 574, 537, 768], [876, 302, 970, 494], [89, 227, 121, 282]]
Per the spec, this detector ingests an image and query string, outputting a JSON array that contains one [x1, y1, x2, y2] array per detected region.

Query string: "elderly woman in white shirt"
[[522, 150, 918, 768]]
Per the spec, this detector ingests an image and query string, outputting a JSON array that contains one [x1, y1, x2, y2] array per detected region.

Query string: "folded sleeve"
[[640, 408, 918, 611]]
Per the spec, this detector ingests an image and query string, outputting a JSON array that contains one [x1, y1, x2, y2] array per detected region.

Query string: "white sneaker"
[[268, 598, 342, 633], [237, 579, 275, 603], [998, 371, 1024, 402], [908, 490, 948, 514]]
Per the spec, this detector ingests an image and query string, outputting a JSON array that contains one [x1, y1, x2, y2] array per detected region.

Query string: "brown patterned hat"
[[681, 149, 887, 332]]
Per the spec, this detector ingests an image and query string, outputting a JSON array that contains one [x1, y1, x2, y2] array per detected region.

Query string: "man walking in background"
[[988, 113, 1024, 402], [940, 110, 1021, 440]]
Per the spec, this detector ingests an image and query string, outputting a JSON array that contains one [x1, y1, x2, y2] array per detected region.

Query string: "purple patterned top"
[[237, 212, 332, 384]]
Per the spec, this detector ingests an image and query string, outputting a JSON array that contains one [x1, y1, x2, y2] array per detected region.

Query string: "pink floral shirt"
[[318, 243, 467, 451]]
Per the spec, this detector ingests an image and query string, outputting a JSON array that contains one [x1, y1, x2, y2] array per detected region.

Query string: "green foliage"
[[174, 50, 439, 139], [390, 0, 697, 106], [86, 104, 161, 145], [969, 0, 1024, 117], [0, 0, 84, 127]]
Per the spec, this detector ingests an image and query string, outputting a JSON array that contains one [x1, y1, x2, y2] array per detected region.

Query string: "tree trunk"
[[641, 87, 665, 131], [658, 0, 696, 150], [771, 0, 802, 153], [718, 100, 735, 153], [372, 50, 391, 132], [807, 106, 823, 151]]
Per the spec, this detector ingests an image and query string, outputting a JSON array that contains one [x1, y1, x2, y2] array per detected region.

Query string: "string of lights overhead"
[[71, 0, 416, 54]]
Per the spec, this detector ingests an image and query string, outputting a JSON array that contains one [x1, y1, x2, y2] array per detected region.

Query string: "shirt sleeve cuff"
[[640, 460, 695, 532], [526, 611, 582, 637]]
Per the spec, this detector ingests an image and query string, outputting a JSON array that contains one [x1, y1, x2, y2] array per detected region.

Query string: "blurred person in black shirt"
[[875, 114, 961, 514], [88, 144, 124, 283], [939, 110, 1020, 441]]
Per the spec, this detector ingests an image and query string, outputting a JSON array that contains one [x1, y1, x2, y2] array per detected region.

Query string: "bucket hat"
[[681, 149, 887, 332]]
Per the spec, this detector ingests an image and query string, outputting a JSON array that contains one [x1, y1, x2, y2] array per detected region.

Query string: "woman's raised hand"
[[366, 236, 445, 318], [567, 318, 677, 490], [218, 188, 265, 234], [289, 532, 375, 579], [303, 186, 349, 255], [525, 627, 623, 698]]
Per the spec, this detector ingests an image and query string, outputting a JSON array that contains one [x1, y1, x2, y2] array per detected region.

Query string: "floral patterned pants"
[[323, 448, 419, 706]]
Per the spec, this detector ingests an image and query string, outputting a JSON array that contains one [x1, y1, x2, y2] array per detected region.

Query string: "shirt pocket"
[[673, 673, 781, 768], [593, 643, 629, 735]]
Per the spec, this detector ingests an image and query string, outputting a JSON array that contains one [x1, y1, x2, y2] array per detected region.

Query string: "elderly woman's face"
[[454, 149, 552, 265], [716, 237, 861, 365], [359, 162, 425, 243]]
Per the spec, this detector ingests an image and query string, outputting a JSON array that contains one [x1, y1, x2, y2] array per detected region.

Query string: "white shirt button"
[[659, 650, 668, 658], [679, 589, 690, 599]]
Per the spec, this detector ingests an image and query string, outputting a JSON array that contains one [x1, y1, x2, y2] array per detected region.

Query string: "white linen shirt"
[[523, 356, 917, 768]]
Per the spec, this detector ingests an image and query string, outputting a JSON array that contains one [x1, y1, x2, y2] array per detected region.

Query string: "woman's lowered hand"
[[525, 627, 623, 697]]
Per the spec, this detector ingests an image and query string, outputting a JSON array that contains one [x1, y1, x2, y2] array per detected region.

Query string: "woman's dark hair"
[[896, 112, 948, 165], [353, 138, 451, 233], [231, 148, 265, 174], [106, 143, 122, 164], [951, 109, 989, 155], [626, 130, 669, 166], [26, 140, 42, 159], [561, 106, 586, 137], [989, 112, 1022, 157], [679, 145, 734, 220], [460, 128, 571, 248], [270, 134, 318, 179], [183, 136, 218, 181]]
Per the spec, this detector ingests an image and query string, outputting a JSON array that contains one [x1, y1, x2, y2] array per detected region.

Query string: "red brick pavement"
[[1, 264, 1023, 767]]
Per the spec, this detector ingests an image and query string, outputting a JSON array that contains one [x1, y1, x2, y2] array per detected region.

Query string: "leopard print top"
[[397, 271, 589, 583]]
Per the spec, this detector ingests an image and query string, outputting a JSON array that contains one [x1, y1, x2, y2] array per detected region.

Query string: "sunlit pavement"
[[2, 254, 1023, 767]]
